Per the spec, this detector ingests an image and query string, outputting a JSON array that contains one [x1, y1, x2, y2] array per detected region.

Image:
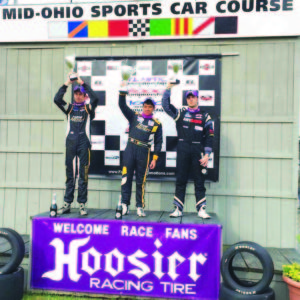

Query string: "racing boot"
[[57, 202, 71, 215], [79, 203, 88, 216], [137, 207, 146, 217], [122, 203, 129, 215], [169, 206, 183, 218], [198, 205, 211, 219]]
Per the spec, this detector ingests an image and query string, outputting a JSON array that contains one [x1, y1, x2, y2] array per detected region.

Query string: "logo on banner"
[[41, 236, 207, 283], [92, 76, 107, 91], [199, 90, 215, 106], [199, 60, 216, 76], [105, 151, 120, 166], [106, 61, 121, 72], [91, 136, 105, 150], [77, 61, 92, 76], [184, 76, 199, 89]]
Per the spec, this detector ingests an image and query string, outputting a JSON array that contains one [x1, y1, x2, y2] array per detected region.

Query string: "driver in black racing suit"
[[119, 85, 163, 217], [162, 83, 214, 218], [54, 72, 98, 216]]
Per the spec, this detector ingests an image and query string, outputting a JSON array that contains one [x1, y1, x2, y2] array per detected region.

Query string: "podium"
[[30, 209, 222, 300]]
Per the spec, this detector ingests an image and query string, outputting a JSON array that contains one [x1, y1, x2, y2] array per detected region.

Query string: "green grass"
[[24, 293, 128, 299], [24, 295, 92, 300]]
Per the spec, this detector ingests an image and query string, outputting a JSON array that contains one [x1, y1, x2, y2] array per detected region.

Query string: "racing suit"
[[54, 83, 98, 204], [162, 89, 214, 211], [119, 93, 163, 208]]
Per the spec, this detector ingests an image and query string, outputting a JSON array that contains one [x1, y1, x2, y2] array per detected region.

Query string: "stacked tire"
[[220, 241, 275, 300], [0, 228, 25, 300]]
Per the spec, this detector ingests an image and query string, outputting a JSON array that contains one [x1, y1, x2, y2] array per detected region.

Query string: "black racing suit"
[[119, 93, 163, 208], [162, 89, 214, 211], [54, 83, 98, 204]]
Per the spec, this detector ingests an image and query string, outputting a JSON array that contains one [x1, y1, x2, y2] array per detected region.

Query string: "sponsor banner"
[[0, 0, 299, 42], [31, 217, 222, 299], [84, 55, 221, 182]]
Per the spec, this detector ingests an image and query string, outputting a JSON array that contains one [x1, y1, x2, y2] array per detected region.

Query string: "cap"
[[143, 97, 156, 107], [185, 90, 198, 98], [73, 85, 86, 94]]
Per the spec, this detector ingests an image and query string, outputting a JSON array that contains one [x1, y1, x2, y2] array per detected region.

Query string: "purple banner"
[[31, 217, 221, 299]]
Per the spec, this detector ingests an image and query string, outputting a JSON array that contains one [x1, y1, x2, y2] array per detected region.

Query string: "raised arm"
[[119, 93, 136, 121], [83, 82, 98, 112], [162, 89, 180, 121], [54, 84, 71, 115]]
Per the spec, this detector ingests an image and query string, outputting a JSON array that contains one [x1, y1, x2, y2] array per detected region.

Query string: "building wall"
[[0, 38, 298, 247]]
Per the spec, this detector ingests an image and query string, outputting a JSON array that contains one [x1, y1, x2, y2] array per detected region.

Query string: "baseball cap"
[[73, 85, 86, 94], [185, 90, 198, 98], [143, 97, 156, 107]]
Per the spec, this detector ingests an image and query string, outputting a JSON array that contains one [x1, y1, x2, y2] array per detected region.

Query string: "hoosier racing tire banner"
[[31, 216, 222, 299]]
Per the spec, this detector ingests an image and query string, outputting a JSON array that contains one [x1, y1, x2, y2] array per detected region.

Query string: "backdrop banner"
[[78, 55, 221, 181], [31, 216, 222, 299], [0, 0, 299, 42]]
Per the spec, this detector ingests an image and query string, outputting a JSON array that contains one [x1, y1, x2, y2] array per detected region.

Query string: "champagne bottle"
[[50, 193, 57, 217]]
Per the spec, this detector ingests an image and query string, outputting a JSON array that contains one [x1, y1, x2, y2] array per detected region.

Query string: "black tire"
[[220, 283, 275, 300], [0, 228, 25, 275], [221, 241, 274, 294], [0, 267, 24, 300]]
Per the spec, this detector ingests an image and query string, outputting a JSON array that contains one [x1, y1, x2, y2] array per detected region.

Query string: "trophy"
[[120, 65, 135, 94], [65, 55, 78, 82], [169, 62, 181, 85]]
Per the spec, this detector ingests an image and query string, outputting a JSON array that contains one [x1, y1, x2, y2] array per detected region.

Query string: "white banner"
[[0, 0, 299, 42]]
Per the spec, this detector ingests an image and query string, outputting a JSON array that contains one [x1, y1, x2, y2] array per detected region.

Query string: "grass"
[[23, 295, 93, 300], [23, 293, 131, 299]]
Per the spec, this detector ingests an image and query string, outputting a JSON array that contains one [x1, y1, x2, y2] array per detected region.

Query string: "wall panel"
[[0, 39, 298, 248]]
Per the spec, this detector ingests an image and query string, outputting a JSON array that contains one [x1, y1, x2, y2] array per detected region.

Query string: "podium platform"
[[32, 208, 222, 225]]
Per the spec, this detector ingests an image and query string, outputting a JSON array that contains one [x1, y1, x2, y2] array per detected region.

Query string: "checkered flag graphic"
[[129, 19, 150, 37]]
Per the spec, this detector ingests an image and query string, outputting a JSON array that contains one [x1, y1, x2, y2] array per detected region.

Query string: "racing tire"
[[0, 228, 25, 275], [220, 283, 275, 300], [0, 267, 24, 300], [221, 241, 274, 294]]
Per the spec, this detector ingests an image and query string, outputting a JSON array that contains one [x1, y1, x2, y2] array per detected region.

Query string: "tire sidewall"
[[0, 228, 25, 275], [221, 241, 274, 294]]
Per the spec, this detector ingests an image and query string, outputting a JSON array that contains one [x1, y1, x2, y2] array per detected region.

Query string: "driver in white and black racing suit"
[[162, 83, 214, 218]]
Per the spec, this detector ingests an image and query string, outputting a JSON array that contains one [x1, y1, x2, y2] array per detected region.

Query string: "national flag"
[[88, 21, 108, 38], [48, 22, 68, 38], [108, 20, 129, 37], [68, 21, 88, 38], [171, 18, 192, 36], [215, 17, 238, 34], [150, 19, 172, 36], [192, 17, 215, 35]]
